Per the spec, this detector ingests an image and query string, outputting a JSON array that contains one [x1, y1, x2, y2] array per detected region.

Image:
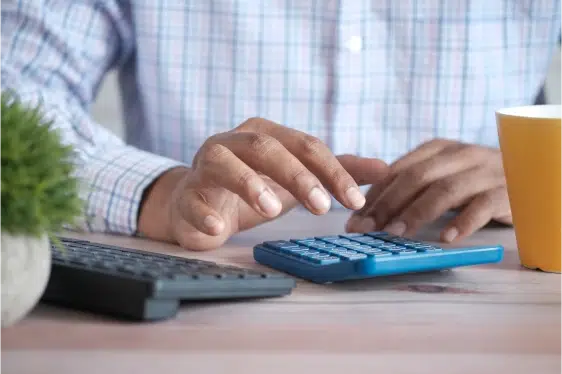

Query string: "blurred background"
[[91, 47, 561, 140]]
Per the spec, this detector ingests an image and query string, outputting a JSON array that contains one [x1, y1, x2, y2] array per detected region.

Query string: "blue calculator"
[[253, 232, 504, 283]]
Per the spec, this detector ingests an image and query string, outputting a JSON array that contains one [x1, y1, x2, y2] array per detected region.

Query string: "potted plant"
[[1, 91, 83, 327]]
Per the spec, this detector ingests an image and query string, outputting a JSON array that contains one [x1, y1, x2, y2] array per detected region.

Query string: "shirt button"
[[345, 36, 363, 52]]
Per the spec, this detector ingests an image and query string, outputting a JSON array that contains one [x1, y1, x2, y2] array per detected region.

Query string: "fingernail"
[[203, 215, 223, 232], [345, 186, 365, 209], [443, 227, 458, 242], [308, 187, 331, 212], [258, 189, 282, 217], [383, 221, 406, 236]]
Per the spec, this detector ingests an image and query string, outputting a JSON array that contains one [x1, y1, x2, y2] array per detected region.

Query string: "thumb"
[[337, 154, 390, 186]]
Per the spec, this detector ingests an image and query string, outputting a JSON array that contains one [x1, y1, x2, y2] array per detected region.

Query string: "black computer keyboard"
[[42, 237, 296, 321]]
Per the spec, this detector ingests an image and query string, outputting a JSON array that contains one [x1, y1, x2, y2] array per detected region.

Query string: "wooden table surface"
[[2, 209, 560, 374]]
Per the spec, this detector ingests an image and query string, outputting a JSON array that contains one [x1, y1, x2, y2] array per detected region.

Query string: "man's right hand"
[[138, 117, 389, 251]]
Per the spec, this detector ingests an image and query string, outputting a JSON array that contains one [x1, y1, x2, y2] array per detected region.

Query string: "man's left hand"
[[345, 139, 513, 243]]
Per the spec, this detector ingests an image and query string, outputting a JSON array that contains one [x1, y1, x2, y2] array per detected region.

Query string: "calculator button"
[[303, 253, 341, 265], [318, 256, 341, 265], [415, 245, 442, 251], [366, 232, 390, 239], [353, 248, 385, 256], [306, 242, 336, 250], [348, 236, 385, 245], [328, 247, 367, 261], [395, 249, 418, 254], [339, 233, 364, 239], [339, 253, 367, 261], [302, 250, 320, 256], [372, 251, 393, 257], [264, 240, 300, 249], [286, 248, 310, 255], [315, 236, 341, 240], [290, 238, 316, 245], [324, 238, 353, 245]]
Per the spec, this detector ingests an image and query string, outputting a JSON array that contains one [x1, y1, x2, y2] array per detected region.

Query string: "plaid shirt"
[[2, 0, 560, 235]]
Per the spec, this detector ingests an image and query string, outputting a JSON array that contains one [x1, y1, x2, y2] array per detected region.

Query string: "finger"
[[194, 142, 283, 218], [237, 178, 300, 232], [235, 118, 366, 210], [345, 177, 393, 233], [440, 187, 511, 243], [336, 154, 389, 186], [176, 187, 227, 237], [354, 174, 394, 216], [201, 132, 332, 214], [346, 139, 456, 232], [384, 167, 506, 237], [345, 166, 394, 233], [363, 144, 488, 230], [389, 138, 455, 173]]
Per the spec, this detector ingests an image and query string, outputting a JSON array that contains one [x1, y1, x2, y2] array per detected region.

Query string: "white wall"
[[91, 48, 561, 139]]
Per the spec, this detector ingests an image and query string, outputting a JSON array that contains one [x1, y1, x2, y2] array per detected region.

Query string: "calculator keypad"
[[262, 232, 442, 265]]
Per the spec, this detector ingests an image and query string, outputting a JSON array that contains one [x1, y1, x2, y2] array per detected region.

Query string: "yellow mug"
[[496, 104, 561, 273]]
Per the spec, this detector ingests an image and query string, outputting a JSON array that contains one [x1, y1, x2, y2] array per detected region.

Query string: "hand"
[[345, 139, 512, 243], [139, 117, 388, 250]]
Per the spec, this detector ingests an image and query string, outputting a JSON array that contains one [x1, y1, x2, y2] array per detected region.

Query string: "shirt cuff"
[[77, 145, 186, 235]]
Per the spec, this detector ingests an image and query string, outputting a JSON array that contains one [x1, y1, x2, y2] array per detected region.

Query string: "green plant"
[[1, 91, 83, 238]]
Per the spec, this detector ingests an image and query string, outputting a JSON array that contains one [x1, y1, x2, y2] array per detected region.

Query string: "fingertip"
[[441, 226, 459, 243], [203, 214, 225, 236], [344, 186, 366, 210], [306, 186, 331, 214], [257, 189, 283, 218]]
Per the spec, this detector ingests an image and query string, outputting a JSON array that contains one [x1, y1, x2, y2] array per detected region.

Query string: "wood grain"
[[2, 209, 560, 374]]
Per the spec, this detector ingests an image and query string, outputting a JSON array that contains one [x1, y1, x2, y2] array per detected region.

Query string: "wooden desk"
[[2, 209, 560, 374]]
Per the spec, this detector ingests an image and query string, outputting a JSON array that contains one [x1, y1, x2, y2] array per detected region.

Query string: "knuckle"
[[301, 135, 325, 155], [433, 179, 458, 196], [236, 169, 259, 192], [289, 168, 309, 184], [402, 168, 426, 185], [329, 167, 354, 189], [247, 132, 277, 154], [201, 143, 229, 164]]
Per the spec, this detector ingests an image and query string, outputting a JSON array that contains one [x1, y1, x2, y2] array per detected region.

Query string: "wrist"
[[137, 166, 192, 242]]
